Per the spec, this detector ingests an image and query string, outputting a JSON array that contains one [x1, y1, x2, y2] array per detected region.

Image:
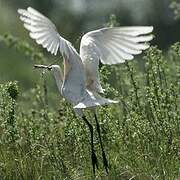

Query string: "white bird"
[[18, 7, 154, 174]]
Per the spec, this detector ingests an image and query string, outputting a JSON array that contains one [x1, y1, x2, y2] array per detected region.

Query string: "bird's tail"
[[73, 91, 118, 109]]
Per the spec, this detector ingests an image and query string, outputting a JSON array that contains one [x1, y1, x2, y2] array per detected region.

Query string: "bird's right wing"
[[80, 26, 154, 93], [18, 7, 86, 103], [18, 7, 78, 57]]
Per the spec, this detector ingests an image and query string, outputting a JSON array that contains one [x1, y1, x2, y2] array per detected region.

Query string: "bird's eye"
[[47, 67, 52, 70]]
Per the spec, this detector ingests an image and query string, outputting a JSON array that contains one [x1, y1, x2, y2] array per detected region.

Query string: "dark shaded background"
[[0, 0, 179, 89]]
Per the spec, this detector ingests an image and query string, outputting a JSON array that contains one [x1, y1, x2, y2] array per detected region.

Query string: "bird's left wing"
[[80, 26, 154, 93]]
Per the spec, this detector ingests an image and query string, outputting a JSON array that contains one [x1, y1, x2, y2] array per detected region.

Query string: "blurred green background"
[[0, 0, 179, 90]]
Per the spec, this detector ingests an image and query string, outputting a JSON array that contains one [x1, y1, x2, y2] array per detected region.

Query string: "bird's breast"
[[63, 57, 71, 82]]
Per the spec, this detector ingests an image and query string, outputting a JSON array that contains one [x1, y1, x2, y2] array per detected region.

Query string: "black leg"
[[94, 113, 109, 174], [82, 116, 98, 175]]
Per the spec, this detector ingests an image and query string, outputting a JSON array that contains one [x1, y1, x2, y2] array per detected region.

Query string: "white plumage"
[[80, 27, 153, 93], [18, 6, 154, 174], [18, 7, 154, 110], [18, 7, 153, 109]]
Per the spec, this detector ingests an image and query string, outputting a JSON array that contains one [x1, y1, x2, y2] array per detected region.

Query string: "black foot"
[[92, 150, 98, 174], [102, 151, 109, 174]]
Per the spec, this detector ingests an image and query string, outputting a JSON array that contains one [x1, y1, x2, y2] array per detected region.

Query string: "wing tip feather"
[[18, 7, 61, 56], [149, 26, 154, 32], [17, 8, 24, 14], [27, 7, 34, 12]]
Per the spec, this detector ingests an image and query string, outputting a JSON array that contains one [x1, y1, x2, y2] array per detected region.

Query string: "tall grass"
[[0, 21, 179, 180]]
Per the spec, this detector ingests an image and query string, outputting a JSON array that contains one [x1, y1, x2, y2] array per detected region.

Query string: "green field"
[[0, 1, 180, 179], [0, 33, 179, 179]]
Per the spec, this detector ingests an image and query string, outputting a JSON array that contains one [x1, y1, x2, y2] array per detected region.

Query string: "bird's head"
[[49, 65, 61, 72], [34, 64, 63, 82], [34, 64, 61, 71]]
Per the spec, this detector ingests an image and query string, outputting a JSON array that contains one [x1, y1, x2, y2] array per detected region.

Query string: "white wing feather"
[[18, 7, 78, 58], [80, 26, 154, 93]]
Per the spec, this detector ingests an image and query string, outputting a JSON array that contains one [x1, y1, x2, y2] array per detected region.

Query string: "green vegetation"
[[170, 0, 180, 20], [0, 3, 180, 178], [0, 30, 179, 179]]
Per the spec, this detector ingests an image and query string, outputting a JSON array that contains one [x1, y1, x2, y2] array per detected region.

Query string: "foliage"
[[0, 33, 47, 64], [0, 17, 180, 180], [170, 0, 180, 20]]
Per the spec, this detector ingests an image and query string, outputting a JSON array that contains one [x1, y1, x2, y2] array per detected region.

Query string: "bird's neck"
[[63, 57, 71, 83], [52, 69, 63, 94]]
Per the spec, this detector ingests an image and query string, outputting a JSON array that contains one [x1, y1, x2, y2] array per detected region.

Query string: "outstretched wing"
[[80, 26, 153, 93], [18, 7, 86, 104], [18, 7, 78, 57]]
